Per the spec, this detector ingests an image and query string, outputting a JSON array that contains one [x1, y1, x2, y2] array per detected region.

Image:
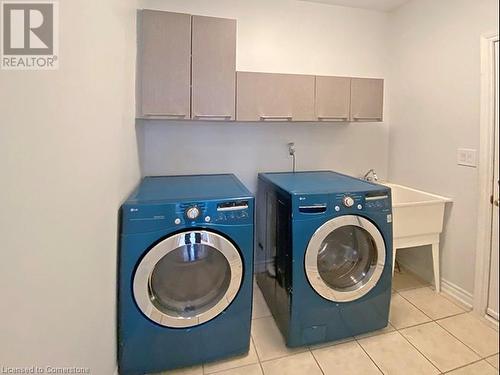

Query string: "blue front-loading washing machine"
[[256, 171, 392, 347], [119, 174, 254, 375]]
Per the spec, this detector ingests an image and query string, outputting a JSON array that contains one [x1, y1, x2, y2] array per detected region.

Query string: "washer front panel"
[[304, 215, 386, 303], [133, 230, 243, 328]]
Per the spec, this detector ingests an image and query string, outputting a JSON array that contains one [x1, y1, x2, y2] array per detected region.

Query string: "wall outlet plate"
[[457, 148, 477, 167]]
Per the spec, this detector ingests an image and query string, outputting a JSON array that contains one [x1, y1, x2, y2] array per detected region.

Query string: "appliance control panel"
[[215, 200, 250, 222], [333, 193, 364, 212], [216, 200, 249, 212], [173, 200, 252, 225], [332, 192, 390, 213], [364, 192, 391, 210]]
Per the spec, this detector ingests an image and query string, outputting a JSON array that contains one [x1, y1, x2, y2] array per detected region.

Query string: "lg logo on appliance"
[[1, 1, 58, 70]]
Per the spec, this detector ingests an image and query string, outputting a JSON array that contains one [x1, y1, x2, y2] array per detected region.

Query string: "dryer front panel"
[[304, 215, 386, 302], [133, 230, 243, 328]]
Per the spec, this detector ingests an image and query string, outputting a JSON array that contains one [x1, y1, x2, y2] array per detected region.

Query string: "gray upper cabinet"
[[191, 16, 236, 121], [236, 72, 315, 121], [136, 10, 384, 123], [137, 10, 191, 119], [350, 78, 384, 122], [315, 76, 351, 121]]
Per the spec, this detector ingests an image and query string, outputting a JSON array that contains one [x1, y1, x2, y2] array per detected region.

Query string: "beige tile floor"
[[158, 271, 499, 375]]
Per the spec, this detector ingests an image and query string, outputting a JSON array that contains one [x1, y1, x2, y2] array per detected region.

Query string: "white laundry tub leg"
[[432, 242, 440, 293]]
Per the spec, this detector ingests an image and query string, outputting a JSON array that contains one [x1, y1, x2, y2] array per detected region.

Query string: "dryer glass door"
[[305, 215, 386, 302], [133, 230, 243, 328]]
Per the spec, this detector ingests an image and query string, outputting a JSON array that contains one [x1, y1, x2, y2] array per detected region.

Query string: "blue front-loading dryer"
[[119, 174, 254, 375], [256, 171, 392, 347]]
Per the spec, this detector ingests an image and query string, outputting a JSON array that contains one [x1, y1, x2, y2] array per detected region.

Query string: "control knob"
[[186, 206, 200, 220], [343, 196, 355, 208]]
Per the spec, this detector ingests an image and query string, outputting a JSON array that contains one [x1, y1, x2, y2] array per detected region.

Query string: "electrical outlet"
[[457, 148, 477, 167]]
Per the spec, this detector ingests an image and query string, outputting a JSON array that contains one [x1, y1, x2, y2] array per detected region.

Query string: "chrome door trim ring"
[[133, 230, 243, 328], [304, 215, 386, 302]]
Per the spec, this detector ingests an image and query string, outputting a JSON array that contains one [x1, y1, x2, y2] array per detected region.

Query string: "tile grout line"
[[393, 284, 430, 293], [434, 317, 499, 359], [201, 335, 262, 375], [250, 335, 266, 375], [204, 280, 494, 374], [391, 290, 478, 373], [394, 288, 436, 320], [212, 306, 491, 374], [397, 283, 471, 315], [308, 348, 326, 375], [431, 289, 473, 312], [389, 293, 497, 373], [353, 337, 385, 375], [254, 339, 330, 374], [250, 318, 498, 375], [170, 277, 493, 375], [399, 295, 470, 325], [251, 314, 272, 322], [361, 283, 498, 374], [437, 288, 475, 311], [393, 285, 469, 373], [486, 353, 500, 362], [395, 287, 469, 323], [441, 358, 495, 374], [248, 283, 478, 375], [390, 327, 443, 374], [391, 309, 467, 332], [258, 349, 309, 364]]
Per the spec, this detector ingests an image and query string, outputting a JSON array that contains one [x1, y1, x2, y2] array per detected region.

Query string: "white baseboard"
[[440, 279, 473, 309], [487, 308, 499, 321], [397, 261, 474, 309]]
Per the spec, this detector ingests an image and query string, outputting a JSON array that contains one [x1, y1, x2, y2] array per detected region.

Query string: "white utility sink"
[[382, 182, 452, 292]]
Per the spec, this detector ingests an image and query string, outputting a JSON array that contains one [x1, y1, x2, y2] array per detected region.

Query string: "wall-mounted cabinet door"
[[236, 72, 315, 121], [350, 78, 384, 122], [192, 16, 236, 121], [138, 10, 191, 118], [315, 76, 351, 122]]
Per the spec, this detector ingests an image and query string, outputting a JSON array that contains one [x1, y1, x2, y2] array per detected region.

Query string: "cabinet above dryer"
[[137, 10, 191, 119], [191, 15, 236, 121], [137, 10, 236, 120]]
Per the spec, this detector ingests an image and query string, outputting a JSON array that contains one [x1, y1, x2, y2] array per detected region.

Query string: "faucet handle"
[[363, 169, 378, 182]]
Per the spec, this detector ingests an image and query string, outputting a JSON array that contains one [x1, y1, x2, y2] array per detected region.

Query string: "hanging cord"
[[288, 142, 296, 173]]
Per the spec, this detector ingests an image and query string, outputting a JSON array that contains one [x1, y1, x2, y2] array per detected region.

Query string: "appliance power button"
[[186, 207, 200, 220], [343, 196, 355, 208]]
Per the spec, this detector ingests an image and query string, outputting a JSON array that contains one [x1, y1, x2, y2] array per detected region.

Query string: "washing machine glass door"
[[305, 215, 386, 302], [133, 230, 243, 328]]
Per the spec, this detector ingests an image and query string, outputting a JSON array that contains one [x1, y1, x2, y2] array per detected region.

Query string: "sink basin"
[[383, 182, 452, 239], [381, 182, 452, 292]]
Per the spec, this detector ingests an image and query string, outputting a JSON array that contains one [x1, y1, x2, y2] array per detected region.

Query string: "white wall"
[[388, 0, 499, 296], [0, 1, 140, 373], [140, 121, 389, 192], [138, 0, 391, 191], [1, 0, 496, 371]]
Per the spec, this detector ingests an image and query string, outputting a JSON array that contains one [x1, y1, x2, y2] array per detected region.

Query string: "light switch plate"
[[457, 148, 477, 167]]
